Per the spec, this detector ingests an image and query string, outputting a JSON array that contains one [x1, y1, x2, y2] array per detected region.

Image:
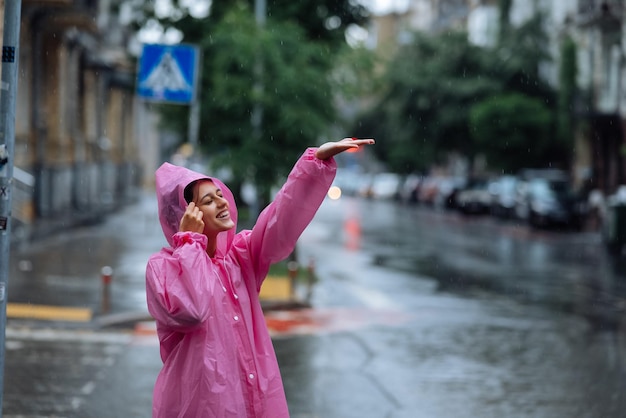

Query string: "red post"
[[306, 258, 316, 302], [101, 266, 113, 313], [287, 261, 299, 299]]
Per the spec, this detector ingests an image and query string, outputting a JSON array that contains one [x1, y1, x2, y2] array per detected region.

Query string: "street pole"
[[251, 0, 265, 138], [187, 46, 201, 150], [255, 0, 266, 26], [0, 0, 23, 414], [250, 0, 266, 218]]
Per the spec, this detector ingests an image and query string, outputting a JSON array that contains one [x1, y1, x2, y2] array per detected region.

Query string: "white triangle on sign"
[[140, 51, 192, 95]]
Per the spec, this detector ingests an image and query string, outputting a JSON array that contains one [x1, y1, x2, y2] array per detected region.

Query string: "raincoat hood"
[[155, 162, 238, 257]]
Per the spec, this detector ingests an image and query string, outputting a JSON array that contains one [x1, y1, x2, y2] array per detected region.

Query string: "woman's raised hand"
[[179, 202, 205, 233], [315, 137, 375, 160]]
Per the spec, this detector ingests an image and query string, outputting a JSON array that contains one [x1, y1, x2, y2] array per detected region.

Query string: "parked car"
[[521, 177, 586, 229], [489, 175, 520, 218], [399, 174, 422, 204], [456, 178, 492, 215], [602, 186, 626, 254], [434, 176, 467, 210], [356, 173, 376, 198], [418, 175, 443, 206], [368, 172, 402, 200], [332, 169, 368, 197], [514, 169, 567, 222]]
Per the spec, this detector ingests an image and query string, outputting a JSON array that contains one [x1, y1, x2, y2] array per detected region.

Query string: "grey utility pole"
[[0, 0, 23, 414], [251, 0, 266, 138], [255, 0, 266, 26]]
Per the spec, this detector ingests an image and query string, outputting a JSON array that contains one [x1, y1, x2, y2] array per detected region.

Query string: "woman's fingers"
[[315, 138, 375, 160], [348, 137, 375, 145], [179, 202, 204, 233]]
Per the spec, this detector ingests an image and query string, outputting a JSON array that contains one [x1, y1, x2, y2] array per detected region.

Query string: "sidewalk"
[[6, 274, 310, 330]]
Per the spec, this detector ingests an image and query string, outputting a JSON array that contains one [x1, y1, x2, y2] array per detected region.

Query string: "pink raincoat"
[[146, 148, 336, 417]]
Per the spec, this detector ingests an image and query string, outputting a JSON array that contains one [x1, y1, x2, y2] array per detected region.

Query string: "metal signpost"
[[0, 0, 23, 415]]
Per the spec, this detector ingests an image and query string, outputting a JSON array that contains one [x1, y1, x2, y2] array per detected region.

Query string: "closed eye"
[[198, 187, 223, 205]]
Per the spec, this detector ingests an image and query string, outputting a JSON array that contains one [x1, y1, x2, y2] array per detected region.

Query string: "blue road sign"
[[137, 44, 199, 104]]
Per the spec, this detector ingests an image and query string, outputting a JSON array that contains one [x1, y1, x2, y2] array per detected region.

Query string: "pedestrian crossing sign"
[[137, 44, 199, 104]]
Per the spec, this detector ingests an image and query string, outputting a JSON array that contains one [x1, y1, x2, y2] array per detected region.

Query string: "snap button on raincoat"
[[146, 148, 336, 417]]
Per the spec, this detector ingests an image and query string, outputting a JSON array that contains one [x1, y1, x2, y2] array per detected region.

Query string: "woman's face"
[[192, 180, 235, 236]]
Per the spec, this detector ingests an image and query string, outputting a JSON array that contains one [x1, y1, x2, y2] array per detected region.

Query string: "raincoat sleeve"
[[146, 231, 218, 332], [245, 147, 336, 286]]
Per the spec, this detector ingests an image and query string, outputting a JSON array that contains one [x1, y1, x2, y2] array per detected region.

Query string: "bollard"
[[101, 266, 113, 314], [287, 261, 299, 299]]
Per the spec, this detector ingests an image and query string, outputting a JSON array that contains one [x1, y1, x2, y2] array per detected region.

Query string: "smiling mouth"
[[217, 210, 230, 219]]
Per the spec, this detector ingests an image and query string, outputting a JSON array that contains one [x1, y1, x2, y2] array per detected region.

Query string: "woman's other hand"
[[179, 202, 205, 234], [315, 137, 375, 160]]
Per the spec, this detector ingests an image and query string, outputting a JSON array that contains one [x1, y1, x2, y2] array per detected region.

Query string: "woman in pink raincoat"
[[146, 138, 374, 418]]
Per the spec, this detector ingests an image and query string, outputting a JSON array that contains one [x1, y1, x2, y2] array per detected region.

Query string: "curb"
[[94, 310, 154, 329], [261, 299, 311, 312], [6, 298, 311, 332]]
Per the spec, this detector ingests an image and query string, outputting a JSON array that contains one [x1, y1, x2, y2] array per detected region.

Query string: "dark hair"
[[184, 181, 197, 204]]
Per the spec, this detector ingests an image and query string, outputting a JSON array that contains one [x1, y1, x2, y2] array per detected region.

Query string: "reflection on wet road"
[[353, 198, 626, 333]]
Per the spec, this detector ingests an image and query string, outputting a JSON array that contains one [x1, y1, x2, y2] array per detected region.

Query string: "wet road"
[[278, 196, 626, 417], [4, 192, 626, 417], [8, 195, 163, 315], [347, 198, 626, 332]]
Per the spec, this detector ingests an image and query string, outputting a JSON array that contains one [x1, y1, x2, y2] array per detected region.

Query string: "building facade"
[[2, 0, 144, 241], [574, 0, 625, 194], [368, 0, 626, 194]]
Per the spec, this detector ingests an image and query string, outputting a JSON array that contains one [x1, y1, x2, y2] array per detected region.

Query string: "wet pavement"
[[279, 197, 626, 417], [4, 328, 155, 418], [4, 191, 626, 417], [7, 194, 163, 318]]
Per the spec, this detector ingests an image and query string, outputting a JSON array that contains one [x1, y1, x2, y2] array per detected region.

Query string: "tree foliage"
[[202, 7, 336, 203], [136, 0, 369, 51], [469, 93, 553, 172], [557, 35, 578, 150], [493, 13, 554, 101], [134, 0, 371, 207], [352, 6, 567, 175], [353, 31, 501, 174], [260, 0, 369, 47]]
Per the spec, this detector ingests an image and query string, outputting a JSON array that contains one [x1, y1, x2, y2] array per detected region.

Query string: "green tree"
[[352, 6, 558, 175], [498, 0, 513, 39], [255, 0, 369, 47], [493, 12, 554, 101], [133, 0, 372, 208], [352, 31, 501, 174], [469, 93, 553, 172], [556, 35, 578, 154], [136, 0, 369, 48], [204, 6, 336, 207]]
